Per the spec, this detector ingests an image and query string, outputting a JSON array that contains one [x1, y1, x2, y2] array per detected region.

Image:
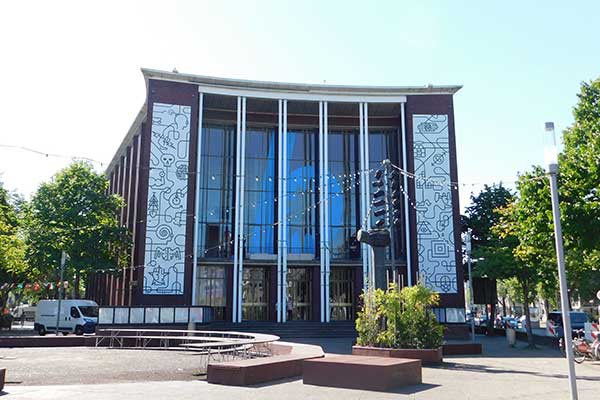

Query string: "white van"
[[34, 300, 99, 336]]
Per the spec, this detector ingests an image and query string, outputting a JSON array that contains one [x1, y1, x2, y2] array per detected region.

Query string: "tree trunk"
[[74, 271, 80, 299], [487, 302, 496, 336], [543, 298, 550, 321], [501, 296, 507, 317], [0, 290, 9, 312], [522, 282, 535, 348]]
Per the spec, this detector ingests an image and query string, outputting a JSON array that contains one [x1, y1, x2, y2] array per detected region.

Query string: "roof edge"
[[106, 103, 147, 173], [141, 68, 462, 96]]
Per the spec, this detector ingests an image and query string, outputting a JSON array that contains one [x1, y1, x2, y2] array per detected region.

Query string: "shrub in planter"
[[354, 284, 444, 362]]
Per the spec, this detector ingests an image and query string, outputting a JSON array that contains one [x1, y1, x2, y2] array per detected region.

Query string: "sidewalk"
[[2, 336, 599, 399]]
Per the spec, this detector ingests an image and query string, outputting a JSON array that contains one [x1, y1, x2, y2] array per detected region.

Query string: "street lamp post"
[[545, 121, 578, 400]]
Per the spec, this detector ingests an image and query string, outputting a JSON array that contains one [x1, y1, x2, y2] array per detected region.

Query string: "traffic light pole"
[[385, 164, 397, 287]]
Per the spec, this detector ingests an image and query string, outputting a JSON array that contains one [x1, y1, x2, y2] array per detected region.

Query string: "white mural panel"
[[413, 114, 457, 293], [142, 102, 191, 295]]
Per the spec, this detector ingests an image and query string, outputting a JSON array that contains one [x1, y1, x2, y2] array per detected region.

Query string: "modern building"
[[88, 68, 465, 325]]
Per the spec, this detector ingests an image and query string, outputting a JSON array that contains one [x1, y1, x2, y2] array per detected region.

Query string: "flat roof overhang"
[[107, 68, 462, 171], [142, 68, 462, 102]]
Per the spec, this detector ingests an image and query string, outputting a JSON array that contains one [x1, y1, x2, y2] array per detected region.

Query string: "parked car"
[[475, 315, 489, 327], [34, 300, 99, 336], [501, 317, 518, 329], [547, 311, 589, 337]]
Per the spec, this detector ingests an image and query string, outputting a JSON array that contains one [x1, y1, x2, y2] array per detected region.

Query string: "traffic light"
[[372, 169, 386, 228], [390, 170, 402, 228]]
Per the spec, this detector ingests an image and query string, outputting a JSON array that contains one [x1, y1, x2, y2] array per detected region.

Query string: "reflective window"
[[287, 129, 317, 255], [197, 125, 235, 258], [244, 127, 276, 255], [328, 130, 360, 259]]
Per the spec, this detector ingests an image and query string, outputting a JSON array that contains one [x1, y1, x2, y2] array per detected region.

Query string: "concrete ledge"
[[352, 346, 443, 365], [303, 355, 422, 391], [0, 336, 95, 348], [207, 341, 323, 386], [442, 343, 483, 355]]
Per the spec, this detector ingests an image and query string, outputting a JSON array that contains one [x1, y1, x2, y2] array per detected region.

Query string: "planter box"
[[352, 345, 443, 365]]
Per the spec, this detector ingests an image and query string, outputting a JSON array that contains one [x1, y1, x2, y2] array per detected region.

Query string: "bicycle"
[[559, 328, 600, 363]]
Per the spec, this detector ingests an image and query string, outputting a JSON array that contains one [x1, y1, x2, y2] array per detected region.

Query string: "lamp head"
[[544, 121, 558, 168]]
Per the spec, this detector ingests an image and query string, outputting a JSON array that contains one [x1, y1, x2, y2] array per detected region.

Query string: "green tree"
[[0, 181, 28, 311], [465, 184, 514, 334], [478, 168, 556, 347], [23, 162, 130, 299], [465, 184, 514, 247], [558, 77, 600, 302]]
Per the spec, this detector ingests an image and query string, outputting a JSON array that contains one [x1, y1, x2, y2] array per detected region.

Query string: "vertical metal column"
[[191, 93, 204, 305], [277, 99, 283, 323], [400, 103, 412, 286], [318, 101, 325, 322], [323, 101, 331, 322], [359, 103, 368, 290], [364, 103, 373, 286], [237, 97, 247, 323], [233, 96, 242, 323], [281, 100, 288, 322]]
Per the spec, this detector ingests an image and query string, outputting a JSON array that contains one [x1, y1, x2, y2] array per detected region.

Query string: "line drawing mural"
[[143, 102, 191, 295], [412, 114, 457, 294]]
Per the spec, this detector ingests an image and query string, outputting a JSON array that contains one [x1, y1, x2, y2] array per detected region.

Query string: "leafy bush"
[[355, 287, 383, 346], [355, 283, 444, 349]]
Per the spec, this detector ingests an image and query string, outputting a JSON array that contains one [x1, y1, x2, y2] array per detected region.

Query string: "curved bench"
[[207, 341, 324, 386], [95, 328, 279, 352]]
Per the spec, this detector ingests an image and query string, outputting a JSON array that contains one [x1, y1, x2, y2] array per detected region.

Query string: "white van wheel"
[[75, 325, 84, 336], [38, 326, 46, 336]]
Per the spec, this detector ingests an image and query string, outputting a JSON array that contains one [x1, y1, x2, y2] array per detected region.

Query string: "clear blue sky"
[[1, 1, 599, 210]]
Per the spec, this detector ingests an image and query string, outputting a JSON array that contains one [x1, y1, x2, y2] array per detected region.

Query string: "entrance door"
[[330, 267, 355, 320], [195, 265, 227, 320], [286, 267, 312, 320], [242, 267, 269, 321]]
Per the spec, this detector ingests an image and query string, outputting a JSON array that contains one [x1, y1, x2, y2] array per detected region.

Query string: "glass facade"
[[287, 128, 318, 255], [193, 96, 410, 322], [243, 127, 276, 255], [328, 129, 361, 259], [197, 124, 235, 258]]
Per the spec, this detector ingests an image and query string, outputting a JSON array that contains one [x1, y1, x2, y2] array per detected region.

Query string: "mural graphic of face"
[[161, 154, 175, 167]]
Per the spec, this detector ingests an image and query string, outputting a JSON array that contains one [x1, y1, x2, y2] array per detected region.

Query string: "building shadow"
[[431, 361, 600, 382]]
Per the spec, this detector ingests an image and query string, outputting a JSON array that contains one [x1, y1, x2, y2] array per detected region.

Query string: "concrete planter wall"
[[352, 345, 443, 365]]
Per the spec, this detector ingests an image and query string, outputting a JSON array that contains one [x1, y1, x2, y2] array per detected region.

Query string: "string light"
[[0, 144, 105, 166]]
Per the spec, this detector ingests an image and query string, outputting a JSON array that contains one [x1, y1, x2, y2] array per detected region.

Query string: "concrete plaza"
[[1, 336, 599, 399]]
